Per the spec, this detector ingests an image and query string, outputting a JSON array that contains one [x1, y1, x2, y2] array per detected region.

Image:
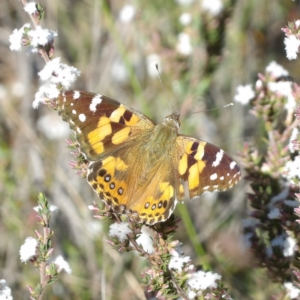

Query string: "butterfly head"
[[163, 110, 181, 130]]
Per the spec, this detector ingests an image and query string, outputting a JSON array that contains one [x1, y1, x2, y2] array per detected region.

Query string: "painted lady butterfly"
[[55, 91, 241, 224]]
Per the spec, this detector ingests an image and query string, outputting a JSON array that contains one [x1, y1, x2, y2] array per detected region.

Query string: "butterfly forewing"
[[176, 136, 241, 198], [56, 91, 155, 160]]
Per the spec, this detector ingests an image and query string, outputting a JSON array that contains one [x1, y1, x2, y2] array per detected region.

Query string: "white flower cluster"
[[33, 57, 80, 108], [201, 0, 224, 16], [234, 61, 296, 109], [168, 250, 191, 272], [283, 20, 300, 60], [19, 237, 38, 263], [23, 2, 37, 14], [284, 282, 300, 299], [9, 11, 80, 108], [108, 222, 132, 242], [284, 155, 300, 181], [0, 279, 13, 300], [19, 236, 72, 273], [284, 35, 300, 60], [9, 23, 57, 52], [54, 255, 72, 274], [234, 84, 255, 105], [187, 271, 221, 298], [266, 234, 297, 258]]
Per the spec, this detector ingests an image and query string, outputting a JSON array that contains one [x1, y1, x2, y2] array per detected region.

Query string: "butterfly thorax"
[[142, 116, 179, 162]]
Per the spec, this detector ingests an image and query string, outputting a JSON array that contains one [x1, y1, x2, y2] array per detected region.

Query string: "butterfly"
[[55, 91, 241, 224]]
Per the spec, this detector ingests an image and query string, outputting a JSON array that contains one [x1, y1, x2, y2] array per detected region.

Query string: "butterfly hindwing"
[[87, 144, 177, 224], [176, 135, 241, 198], [56, 91, 155, 160]]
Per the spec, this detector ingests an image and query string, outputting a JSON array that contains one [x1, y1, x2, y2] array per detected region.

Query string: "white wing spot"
[[227, 173, 230, 176], [230, 161, 237, 170], [77, 127, 82, 134], [71, 103, 74, 106], [220, 176, 224, 180], [212, 149, 224, 167], [210, 173, 218, 180], [79, 113, 86, 122], [213, 185, 219, 188], [73, 91, 80, 99], [72, 109, 76, 114], [89, 94, 102, 112], [203, 186, 210, 190]]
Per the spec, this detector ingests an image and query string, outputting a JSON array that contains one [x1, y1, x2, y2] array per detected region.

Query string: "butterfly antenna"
[[184, 103, 234, 116], [155, 64, 173, 112]]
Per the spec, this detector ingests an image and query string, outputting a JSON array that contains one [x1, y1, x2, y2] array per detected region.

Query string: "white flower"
[[146, 54, 161, 78], [289, 127, 299, 153], [0, 279, 13, 300], [271, 234, 296, 257], [119, 4, 135, 23], [201, 0, 224, 16], [234, 84, 255, 105], [176, 32, 193, 55], [255, 79, 263, 89], [52, 64, 80, 88], [9, 23, 30, 51], [268, 81, 295, 110], [54, 255, 72, 274], [187, 290, 197, 299], [33, 204, 58, 212], [108, 222, 132, 242], [179, 13, 192, 26], [283, 236, 297, 257], [284, 282, 300, 299], [38, 57, 61, 81], [136, 226, 154, 254], [24, 2, 37, 14], [265, 61, 289, 78], [284, 35, 300, 60], [175, 0, 195, 6], [284, 156, 300, 180], [168, 251, 190, 271], [28, 26, 51, 47], [38, 57, 80, 91], [187, 270, 221, 291], [19, 237, 38, 262], [267, 208, 281, 219], [33, 83, 60, 108]]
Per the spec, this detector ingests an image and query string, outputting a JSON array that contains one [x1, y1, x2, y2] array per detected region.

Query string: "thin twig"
[[21, 0, 50, 63]]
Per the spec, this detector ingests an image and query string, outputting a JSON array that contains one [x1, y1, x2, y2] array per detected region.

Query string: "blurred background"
[[1, 0, 300, 299]]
